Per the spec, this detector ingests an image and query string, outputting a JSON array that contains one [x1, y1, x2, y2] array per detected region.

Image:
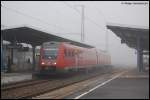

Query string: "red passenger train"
[[38, 42, 111, 73]]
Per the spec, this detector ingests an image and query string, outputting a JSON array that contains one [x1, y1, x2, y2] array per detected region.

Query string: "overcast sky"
[[1, 1, 149, 67]]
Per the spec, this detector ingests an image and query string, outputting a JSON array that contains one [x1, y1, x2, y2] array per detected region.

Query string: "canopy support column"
[[32, 45, 36, 72], [137, 35, 143, 72]]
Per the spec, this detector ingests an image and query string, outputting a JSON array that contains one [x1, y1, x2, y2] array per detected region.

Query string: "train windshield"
[[42, 42, 59, 60], [43, 48, 58, 60]]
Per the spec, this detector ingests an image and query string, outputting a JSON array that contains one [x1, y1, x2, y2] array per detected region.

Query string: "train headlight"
[[54, 62, 56, 65], [41, 62, 45, 65]]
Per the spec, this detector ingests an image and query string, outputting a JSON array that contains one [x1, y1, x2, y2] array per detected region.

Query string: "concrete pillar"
[[137, 35, 143, 72], [10, 47, 13, 65], [1, 33, 3, 71], [32, 45, 36, 72]]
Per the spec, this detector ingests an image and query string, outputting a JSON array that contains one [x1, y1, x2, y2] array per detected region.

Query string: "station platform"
[[65, 68, 149, 99], [1, 72, 32, 85]]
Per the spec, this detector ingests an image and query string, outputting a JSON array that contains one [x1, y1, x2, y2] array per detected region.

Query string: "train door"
[[75, 54, 78, 71], [75, 49, 79, 71]]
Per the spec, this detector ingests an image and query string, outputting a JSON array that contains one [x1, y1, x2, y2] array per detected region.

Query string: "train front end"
[[39, 42, 59, 73]]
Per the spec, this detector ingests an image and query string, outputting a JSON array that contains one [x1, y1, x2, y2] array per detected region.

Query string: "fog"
[[1, 1, 149, 67]]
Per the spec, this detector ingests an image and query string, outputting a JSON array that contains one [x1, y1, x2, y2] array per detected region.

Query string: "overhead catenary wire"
[[2, 2, 106, 39], [2, 4, 83, 37], [90, 5, 109, 52], [1, 4, 73, 33], [63, 2, 109, 51], [95, 8, 109, 52], [62, 1, 105, 31]]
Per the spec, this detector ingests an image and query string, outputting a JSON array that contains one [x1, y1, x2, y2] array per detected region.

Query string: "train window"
[[70, 51, 72, 57], [65, 49, 73, 57], [64, 49, 67, 57], [71, 51, 73, 57], [64, 49, 66, 56], [69, 50, 72, 57], [43, 49, 58, 59], [68, 50, 71, 57], [66, 49, 69, 57], [66, 50, 68, 57], [72, 51, 74, 56], [71, 51, 72, 57]]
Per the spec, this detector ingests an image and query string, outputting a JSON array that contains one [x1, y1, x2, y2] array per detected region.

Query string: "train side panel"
[[38, 42, 111, 73], [56, 43, 65, 69], [61, 43, 77, 70]]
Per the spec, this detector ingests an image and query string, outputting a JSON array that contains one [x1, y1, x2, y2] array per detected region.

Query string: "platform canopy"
[[107, 23, 149, 72], [107, 23, 149, 51], [1, 26, 94, 48]]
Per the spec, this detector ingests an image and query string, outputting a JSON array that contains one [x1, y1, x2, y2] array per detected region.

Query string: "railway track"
[[1, 79, 50, 91], [1, 67, 123, 99]]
